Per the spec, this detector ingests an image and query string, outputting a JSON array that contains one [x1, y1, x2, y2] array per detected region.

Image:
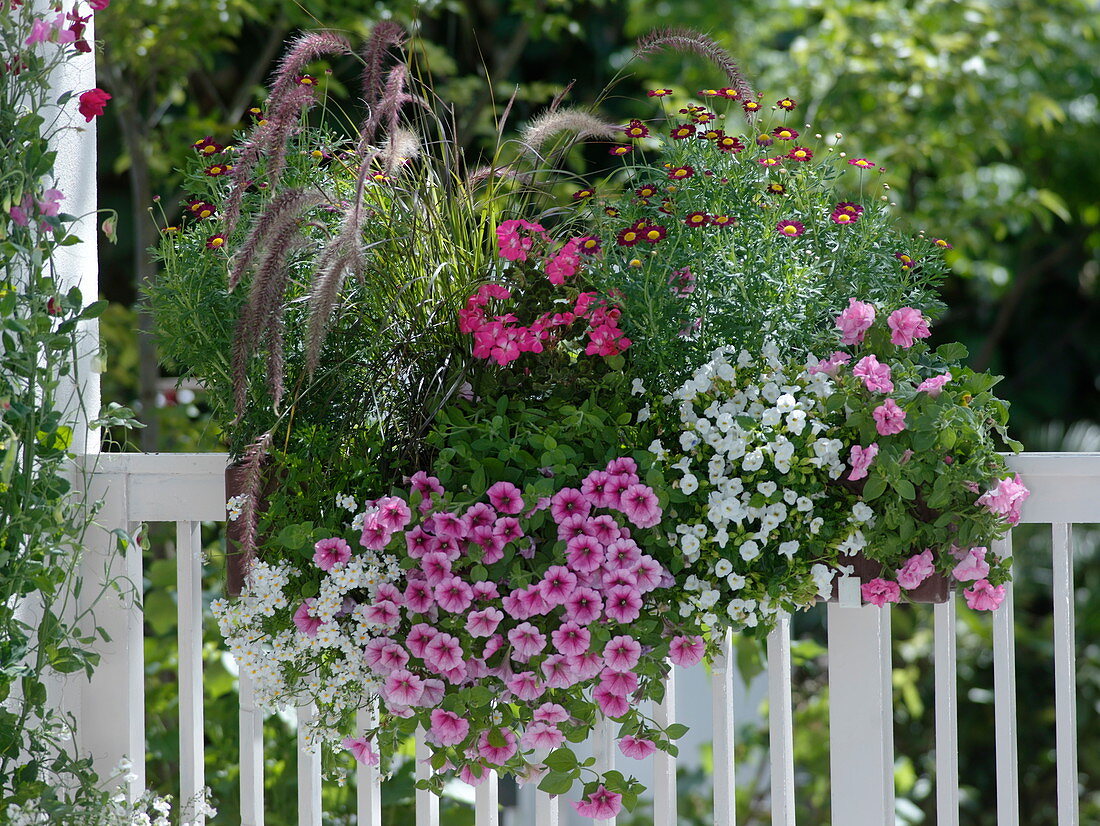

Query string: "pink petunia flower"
[[976, 474, 1030, 526], [604, 538, 642, 570], [896, 549, 936, 590], [466, 607, 504, 638], [618, 484, 662, 528], [964, 579, 1006, 611], [313, 537, 352, 571], [593, 683, 630, 717], [342, 736, 379, 766], [292, 599, 322, 637], [539, 565, 578, 605], [604, 585, 642, 623], [669, 635, 705, 667], [375, 496, 412, 531], [359, 512, 393, 551], [917, 372, 952, 397], [952, 547, 990, 582], [836, 298, 877, 346], [619, 736, 657, 760], [404, 580, 435, 614], [364, 600, 400, 629], [603, 635, 642, 672], [569, 651, 605, 682], [808, 350, 852, 376], [434, 575, 474, 613], [461, 764, 489, 787], [406, 623, 438, 658], [872, 398, 907, 435], [599, 668, 638, 696], [423, 632, 465, 673], [508, 622, 547, 661], [848, 443, 880, 482], [861, 578, 901, 607], [564, 587, 603, 625], [551, 622, 591, 658], [506, 671, 544, 701], [852, 355, 894, 394], [420, 678, 446, 707], [887, 307, 931, 348], [540, 654, 577, 689], [572, 785, 623, 819], [487, 481, 524, 514], [477, 728, 518, 765], [633, 555, 664, 593], [534, 702, 570, 724], [580, 470, 615, 508], [551, 487, 592, 523], [521, 721, 566, 751], [429, 709, 470, 746], [472, 581, 500, 601], [384, 669, 425, 706], [566, 535, 605, 573]]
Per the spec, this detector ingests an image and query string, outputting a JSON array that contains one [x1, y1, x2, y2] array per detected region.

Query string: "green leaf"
[[665, 723, 689, 740], [543, 747, 579, 772], [863, 476, 887, 501], [538, 771, 574, 795], [935, 342, 968, 363]]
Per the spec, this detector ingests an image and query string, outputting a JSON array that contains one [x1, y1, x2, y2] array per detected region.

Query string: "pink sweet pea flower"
[[88, 0, 112, 9], [572, 785, 623, 820], [861, 578, 901, 607], [25, 18, 54, 45], [604, 585, 642, 623], [964, 579, 1006, 611], [38, 189, 63, 217], [848, 442, 880, 481], [976, 473, 1030, 526], [619, 736, 657, 760], [669, 635, 705, 667], [952, 547, 990, 582], [292, 599, 322, 637], [872, 398, 907, 435], [487, 481, 524, 514], [619, 483, 662, 528], [887, 307, 931, 348], [342, 736, 379, 766], [312, 537, 351, 571], [836, 298, 876, 346], [603, 635, 642, 672], [477, 728, 518, 764], [429, 710, 470, 746], [916, 372, 952, 397], [466, 607, 504, 637], [383, 669, 425, 706], [852, 355, 894, 394], [593, 683, 630, 717], [521, 721, 566, 750], [896, 549, 936, 590]]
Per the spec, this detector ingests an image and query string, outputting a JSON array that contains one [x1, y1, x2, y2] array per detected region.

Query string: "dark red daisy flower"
[[755, 134, 774, 147], [692, 110, 717, 124], [192, 136, 222, 155], [204, 163, 230, 177], [742, 100, 762, 114], [772, 127, 799, 141], [787, 146, 813, 162], [609, 145, 633, 156], [188, 201, 217, 219], [698, 89, 721, 97], [205, 234, 228, 249], [616, 227, 642, 247], [647, 88, 673, 97], [767, 182, 786, 195], [623, 119, 649, 139], [758, 156, 782, 167], [717, 88, 741, 99], [776, 220, 805, 238], [836, 201, 864, 215], [831, 210, 859, 225], [711, 215, 737, 228], [670, 124, 695, 140], [932, 238, 953, 249], [776, 97, 797, 110], [667, 165, 695, 181], [895, 252, 915, 269], [684, 211, 710, 228], [640, 224, 668, 244], [635, 184, 659, 199], [699, 128, 724, 141], [579, 236, 602, 255], [604, 206, 621, 218], [716, 136, 745, 153], [572, 188, 595, 200], [296, 74, 317, 86]]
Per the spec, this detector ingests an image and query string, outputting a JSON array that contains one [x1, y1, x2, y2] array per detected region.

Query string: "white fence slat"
[[992, 537, 1020, 826], [356, 706, 382, 826], [238, 673, 265, 826], [474, 772, 499, 826], [176, 520, 205, 823], [827, 599, 895, 826], [296, 703, 322, 826], [593, 715, 616, 826], [414, 728, 439, 826], [933, 597, 959, 826], [1052, 523, 1080, 825], [712, 627, 736, 826], [534, 790, 560, 826], [652, 666, 677, 826], [766, 615, 796, 826]]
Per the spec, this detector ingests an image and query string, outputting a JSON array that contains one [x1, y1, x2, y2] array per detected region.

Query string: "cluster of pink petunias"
[[976, 473, 1030, 526], [318, 459, 704, 817]]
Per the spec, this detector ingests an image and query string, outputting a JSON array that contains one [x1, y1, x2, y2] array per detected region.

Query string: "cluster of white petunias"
[[653, 344, 868, 634], [212, 529, 401, 744]]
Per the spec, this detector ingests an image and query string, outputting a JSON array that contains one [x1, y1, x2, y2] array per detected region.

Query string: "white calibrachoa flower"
[[652, 345, 864, 635]]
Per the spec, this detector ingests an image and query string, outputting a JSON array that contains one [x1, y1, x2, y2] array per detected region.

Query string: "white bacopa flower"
[[631, 378, 646, 395], [778, 540, 800, 558], [680, 473, 699, 494], [714, 558, 733, 577], [739, 540, 760, 561], [851, 502, 875, 523]]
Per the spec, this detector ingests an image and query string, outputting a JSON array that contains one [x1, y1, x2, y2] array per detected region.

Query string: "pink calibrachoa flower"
[[521, 721, 566, 751], [964, 579, 1006, 611], [976, 474, 1030, 526], [887, 307, 932, 348], [477, 728, 518, 764], [77, 88, 111, 122], [429, 710, 470, 746], [952, 547, 990, 582], [669, 635, 705, 667], [861, 578, 901, 607], [384, 669, 425, 706], [342, 737, 379, 766], [619, 736, 657, 760], [292, 599, 322, 637], [848, 443, 879, 482], [896, 550, 936, 590], [836, 298, 876, 345], [573, 785, 623, 819], [619, 484, 662, 528], [534, 702, 570, 724], [873, 398, 907, 435], [466, 607, 503, 637], [852, 355, 894, 394], [312, 537, 351, 571], [605, 585, 643, 623], [593, 683, 630, 717], [487, 481, 524, 514], [603, 635, 642, 672], [917, 372, 952, 397]]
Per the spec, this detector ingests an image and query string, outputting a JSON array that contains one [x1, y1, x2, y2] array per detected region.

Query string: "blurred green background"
[[90, 0, 1099, 823]]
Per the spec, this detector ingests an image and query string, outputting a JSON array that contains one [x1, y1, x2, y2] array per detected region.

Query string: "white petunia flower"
[[680, 473, 699, 494], [739, 540, 760, 561], [714, 558, 733, 577]]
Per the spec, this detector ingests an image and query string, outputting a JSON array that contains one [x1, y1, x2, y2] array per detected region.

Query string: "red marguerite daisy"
[[667, 165, 695, 181], [699, 89, 721, 97], [758, 156, 782, 167], [772, 127, 799, 141], [716, 136, 745, 153], [616, 227, 641, 247], [670, 124, 695, 140], [711, 215, 737, 228], [767, 182, 786, 195], [836, 201, 864, 215], [296, 74, 317, 86], [932, 238, 953, 249], [189, 201, 216, 219], [635, 184, 659, 199], [192, 136, 222, 155], [755, 134, 774, 147], [640, 224, 668, 244], [604, 206, 620, 217], [717, 88, 741, 99], [831, 209, 859, 225], [579, 237, 602, 255], [572, 188, 594, 200], [699, 128, 724, 141], [849, 158, 876, 169], [609, 145, 633, 156], [776, 97, 797, 110], [692, 110, 716, 124], [204, 163, 230, 177], [623, 120, 649, 139], [895, 252, 915, 268], [647, 88, 673, 97], [205, 234, 227, 249], [684, 211, 709, 228], [742, 100, 762, 113], [776, 220, 805, 238], [787, 146, 813, 162]]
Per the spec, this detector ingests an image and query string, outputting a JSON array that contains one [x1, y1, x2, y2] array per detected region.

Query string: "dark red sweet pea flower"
[[77, 88, 111, 122]]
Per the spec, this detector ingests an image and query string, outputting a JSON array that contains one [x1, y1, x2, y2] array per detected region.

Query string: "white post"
[[828, 577, 895, 826]]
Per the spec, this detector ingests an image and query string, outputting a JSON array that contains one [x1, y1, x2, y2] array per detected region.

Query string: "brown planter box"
[[828, 551, 951, 604], [224, 457, 281, 597]]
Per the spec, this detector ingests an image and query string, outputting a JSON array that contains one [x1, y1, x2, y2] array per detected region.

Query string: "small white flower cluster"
[[655, 346, 867, 632], [225, 494, 249, 522], [212, 546, 400, 737]]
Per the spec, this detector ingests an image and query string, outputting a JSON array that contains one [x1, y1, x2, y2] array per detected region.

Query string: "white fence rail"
[[75, 451, 1098, 825]]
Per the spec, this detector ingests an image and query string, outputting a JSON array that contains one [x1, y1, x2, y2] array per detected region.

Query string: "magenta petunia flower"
[[566, 534, 604, 573], [364, 600, 400, 629], [564, 587, 603, 626], [405, 622, 438, 658], [540, 654, 577, 689], [852, 355, 894, 394], [375, 496, 412, 531], [835, 298, 876, 345], [383, 669, 425, 706], [669, 635, 705, 667], [551, 622, 591, 658], [404, 581, 435, 614], [952, 547, 990, 582], [359, 513, 392, 551], [376, 642, 409, 673], [861, 578, 901, 607], [599, 668, 638, 696], [593, 683, 630, 717], [808, 350, 852, 376], [604, 539, 641, 571], [477, 728, 518, 765], [618, 483, 662, 528], [848, 443, 880, 482], [434, 575, 474, 613], [775, 220, 804, 238], [872, 398, 907, 435], [465, 607, 503, 638], [506, 671, 544, 701], [508, 622, 547, 661], [292, 599, 321, 637], [964, 579, 1006, 610], [539, 565, 578, 606], [420, 551, 453, 585], [572, 785, 623, 819], [342, 736, 379, 766], [603, 635, 642, 672], [619, 736, 657, 760], [534, 702, 570, 724], [604, 585, 642, 623], [633, 555, 664, 592], [551, 487, 592, 523], [423, 632, 465, 673], [312, 537, 351, 571], [568, 651, 605, 682], [460, 765, 489, 787]]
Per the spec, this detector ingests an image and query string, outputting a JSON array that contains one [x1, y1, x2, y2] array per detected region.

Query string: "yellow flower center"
[[783, 226, 797, 235], [629, 258, 642, 267]]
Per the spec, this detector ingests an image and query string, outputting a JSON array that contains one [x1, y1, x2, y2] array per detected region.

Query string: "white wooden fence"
[[71, 450, 1096, 825]]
